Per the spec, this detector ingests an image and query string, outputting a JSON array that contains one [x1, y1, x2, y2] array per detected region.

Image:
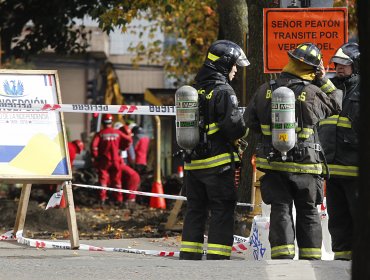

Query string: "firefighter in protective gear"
[[91, 114, 132, 205], [318, 42, 360, 260], [179, 40, 249, 260], [244, 42, 343, 260]]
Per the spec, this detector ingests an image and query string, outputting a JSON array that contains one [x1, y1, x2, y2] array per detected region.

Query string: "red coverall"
[[119, 125, 141, 201], [68, 142, 78, 165], [129, 127, 150, 174], [91, 127, 131, 203], [121, 163, 141, 201], [134, 136, 150, 166]]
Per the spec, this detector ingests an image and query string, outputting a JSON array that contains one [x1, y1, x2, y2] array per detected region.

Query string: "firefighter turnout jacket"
[[184, 70, 247, 171], [245, 72, 342, 175], [318, 74, 360, 177]]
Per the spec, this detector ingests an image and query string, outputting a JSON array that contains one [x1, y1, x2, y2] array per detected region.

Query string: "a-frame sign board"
[[0, 69, 79, 248]]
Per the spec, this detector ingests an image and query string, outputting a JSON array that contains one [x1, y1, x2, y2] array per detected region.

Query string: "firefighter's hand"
[[315, 59, 326, 79], [234, 138, 248, 156]]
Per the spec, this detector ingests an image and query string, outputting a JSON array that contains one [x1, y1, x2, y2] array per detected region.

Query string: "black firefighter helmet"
[[204, 40, 250, 77], [288, 42, 322, 69], [330, 42, 360, 74]]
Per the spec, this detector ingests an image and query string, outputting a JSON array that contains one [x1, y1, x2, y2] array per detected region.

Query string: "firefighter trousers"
[[180, 165, 237, 260], [326, 177, 358, 260], [260, 171, 322, 260]]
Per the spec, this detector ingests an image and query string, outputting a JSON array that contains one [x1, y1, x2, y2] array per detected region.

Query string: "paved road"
[[0, 237, 351, 280]]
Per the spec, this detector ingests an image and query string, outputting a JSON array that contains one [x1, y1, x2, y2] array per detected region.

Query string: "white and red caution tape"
[[73, 183, 187, 201], [0, 103, 246, 116], [45, 189, 63, 210], [0, 230, 15, 241], [13, 230, 179, 257], [1, 230, 250, 256], [0, 103, 176, 116], [2, 229, 250, 255], [72, 183, 253, 207]]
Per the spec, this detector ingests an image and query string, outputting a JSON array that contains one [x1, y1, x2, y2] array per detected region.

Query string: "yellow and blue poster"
[[0, 70, 71, 181]]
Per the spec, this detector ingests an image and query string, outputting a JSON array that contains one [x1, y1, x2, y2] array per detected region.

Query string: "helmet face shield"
[[331, 56, 353, 65], [330, 45, 354, 65], [236, 49, 250, 67]]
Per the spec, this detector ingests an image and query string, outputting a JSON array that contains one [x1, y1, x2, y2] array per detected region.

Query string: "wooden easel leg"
[[63, 181, 80, 249], [164, 199, 184, 230], [13, 184, 32, 236]]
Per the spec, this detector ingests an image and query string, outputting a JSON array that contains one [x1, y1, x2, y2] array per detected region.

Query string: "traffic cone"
[[59, 192, 66, 208], [149, 180, 166, 209], [177, 165, 184, 178]]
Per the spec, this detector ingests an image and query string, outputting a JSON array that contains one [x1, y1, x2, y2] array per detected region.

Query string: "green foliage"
[[333, 0, 357, 35], [0, 0, 109, 61], [0, 0, 218, 83], [97, 0, 218, 84]]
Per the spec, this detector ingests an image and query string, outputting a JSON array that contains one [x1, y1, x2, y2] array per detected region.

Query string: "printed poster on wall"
[[0, 70, 71, 182]]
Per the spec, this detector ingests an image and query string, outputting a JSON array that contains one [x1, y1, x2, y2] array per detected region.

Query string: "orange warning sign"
[[263, 8, 348, 73]]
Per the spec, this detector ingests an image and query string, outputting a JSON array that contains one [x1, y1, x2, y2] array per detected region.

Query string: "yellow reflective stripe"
[[319, 115, 351, 128], [207, 52, 220, 61], [334, 251, 352, 260], [271, 244, 295, 258], [256, 157, 322, 174], [337, 117, 351, 128], [319, 115, 339, 126], [180, 241, 203, 254], [207, 243, 232, 256], [180, 247, 203, 253], [320, 79, 336, 93], [206, 123, 219, 135], [324, 164, 358, 177], [184, 153, 240, 170], [207, 250, 231, 257], [296, 127, 314, 139], [261, 124, 272, 136], [299, 248, 322, 259]]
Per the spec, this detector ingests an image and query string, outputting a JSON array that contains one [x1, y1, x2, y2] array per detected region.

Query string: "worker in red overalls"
[[68, 139, 84, 166], [91, 114, 132, 206], [114, 121, 141, 209], [130, 125, 150, 174]]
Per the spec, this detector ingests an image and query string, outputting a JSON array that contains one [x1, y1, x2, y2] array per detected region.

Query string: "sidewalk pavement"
[[0, 237, 351, 280]]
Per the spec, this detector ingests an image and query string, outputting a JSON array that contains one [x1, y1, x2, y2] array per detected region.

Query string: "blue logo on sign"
[[1, 80, 25, 97]]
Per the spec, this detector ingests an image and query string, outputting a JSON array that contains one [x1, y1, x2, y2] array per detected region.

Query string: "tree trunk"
[[217, 0, 248, 102], [352, 0, 370, 278], [237, 0, 279, 207], [217, 0, 279, 207]]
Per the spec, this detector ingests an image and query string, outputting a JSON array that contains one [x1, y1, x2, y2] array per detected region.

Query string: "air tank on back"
[[175, 85, 199, 150], [271, 86, 296, 161]]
